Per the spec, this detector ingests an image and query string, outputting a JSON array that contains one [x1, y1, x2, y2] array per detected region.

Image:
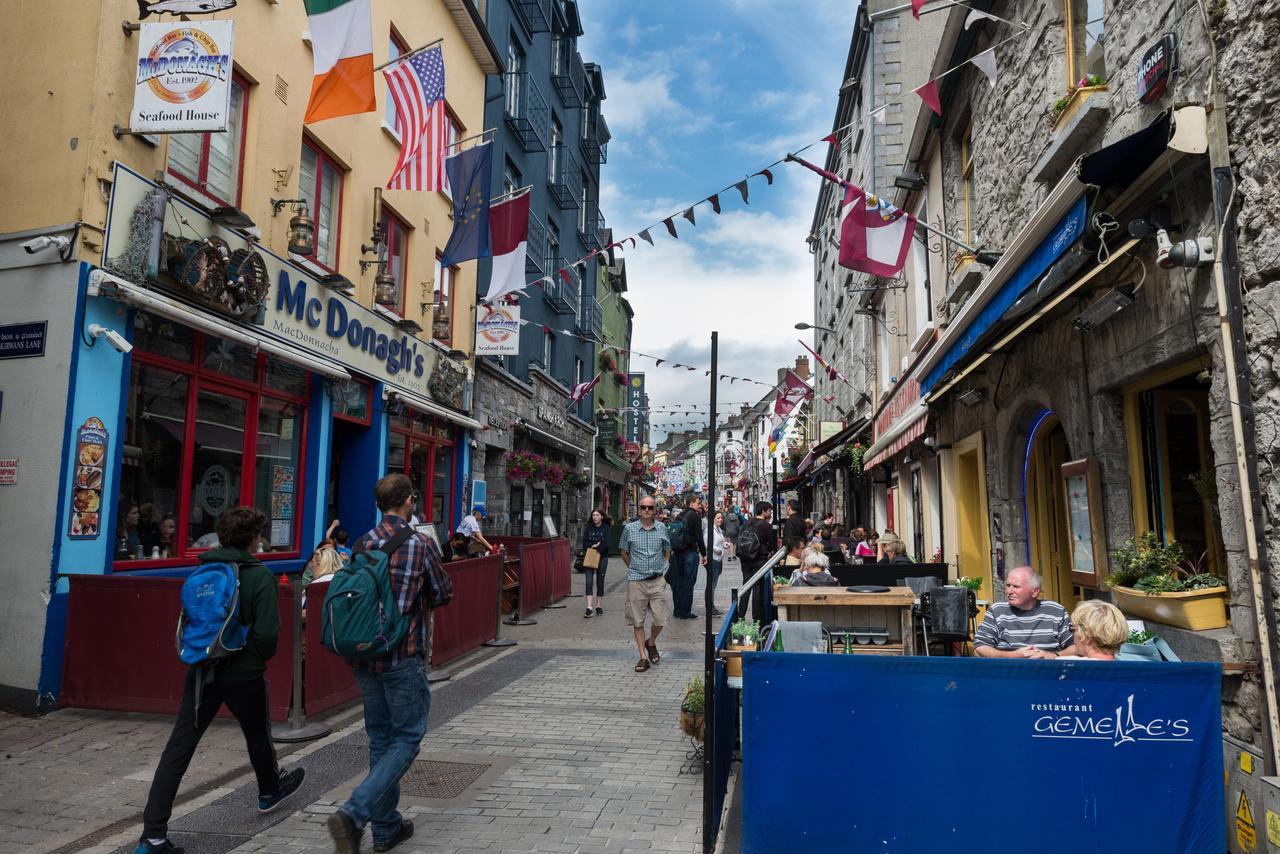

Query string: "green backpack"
[[321, 525, 417, 660]]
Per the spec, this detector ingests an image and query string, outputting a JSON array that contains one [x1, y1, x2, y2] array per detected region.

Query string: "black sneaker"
[[327, 810, 361, 854], [595, 607, 603, 616], [584, 608, 593, 618], [135, 841, 184, 854], [258, 767, 305, 813], [373, 819, 415, 852]]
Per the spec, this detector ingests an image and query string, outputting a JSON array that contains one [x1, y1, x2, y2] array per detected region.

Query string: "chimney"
[[794, 356, 811, 381]]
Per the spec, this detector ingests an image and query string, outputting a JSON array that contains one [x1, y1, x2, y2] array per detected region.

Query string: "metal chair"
[[918, 586, 977, 656]]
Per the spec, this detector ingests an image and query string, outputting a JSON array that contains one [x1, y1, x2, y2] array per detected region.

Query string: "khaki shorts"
[[625, 575, 672, 628]]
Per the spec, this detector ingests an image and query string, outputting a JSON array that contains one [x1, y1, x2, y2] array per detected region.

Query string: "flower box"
[[1110, 584, 1228, 631]]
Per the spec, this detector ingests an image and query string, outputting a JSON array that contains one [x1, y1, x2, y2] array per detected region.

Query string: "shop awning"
[[778, 474, 804, 490], [90, 269, 351, 381], [862, 401, 928, 470], [389, 389, 482, 431], [515, 419, 585, 456], [795, 450, 815, 476], [810, 417, 871, 458], [917, 108, 1206, 398]]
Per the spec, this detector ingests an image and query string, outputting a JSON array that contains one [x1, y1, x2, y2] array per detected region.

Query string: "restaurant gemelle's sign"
[[131, 21, 235, 133], [103, 164, 443, 402]]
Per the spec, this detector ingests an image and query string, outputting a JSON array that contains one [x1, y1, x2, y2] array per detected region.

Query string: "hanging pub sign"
[[1137, 33, 1176, 105], [475, 304, 520, 356], [625, 373, 645, 445], [130, 20, 235, 133], [137, 0, 237, 18]]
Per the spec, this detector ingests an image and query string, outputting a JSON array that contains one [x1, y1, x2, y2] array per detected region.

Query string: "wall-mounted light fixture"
[[374, 271, 398, 306], [1072, 285, 1136, 333], [893, 171, 926, 192], [957, 388, 987, 407], [271, 198, 314, 257]]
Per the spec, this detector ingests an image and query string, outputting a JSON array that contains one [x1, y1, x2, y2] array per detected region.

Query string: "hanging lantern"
[[374, 270, 398, 306], [287, 206, 315, 257]]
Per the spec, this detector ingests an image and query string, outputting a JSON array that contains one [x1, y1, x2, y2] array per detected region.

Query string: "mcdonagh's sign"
[[102, 164, 448, 402], [130, 21, 235, 133]]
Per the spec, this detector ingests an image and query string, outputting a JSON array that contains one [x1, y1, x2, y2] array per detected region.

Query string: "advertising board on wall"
[[475, 304, 520, 356], [130, 21, 235, 133]]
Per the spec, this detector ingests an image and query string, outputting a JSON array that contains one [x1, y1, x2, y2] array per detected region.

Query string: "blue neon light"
[[1021, 408, 1053, 565]]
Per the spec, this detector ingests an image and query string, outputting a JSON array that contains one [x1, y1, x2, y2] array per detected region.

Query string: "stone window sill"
[[1032, 88, 1112, 184]]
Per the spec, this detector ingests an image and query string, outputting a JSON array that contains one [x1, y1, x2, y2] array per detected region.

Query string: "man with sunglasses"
[[618, 498, 673, 673]]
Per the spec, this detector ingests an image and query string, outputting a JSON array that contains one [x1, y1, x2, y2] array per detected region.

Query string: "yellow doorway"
[[1024, 413, 1077, 608], [952, 433, 991, 602]]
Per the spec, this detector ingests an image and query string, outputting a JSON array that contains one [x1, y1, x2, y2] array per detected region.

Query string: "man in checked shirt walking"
[[328, 473, 444, 854], [618, 497, 673, 673]]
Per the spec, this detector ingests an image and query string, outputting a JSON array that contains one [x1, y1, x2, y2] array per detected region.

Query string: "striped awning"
[[862, 401, 928, 470]]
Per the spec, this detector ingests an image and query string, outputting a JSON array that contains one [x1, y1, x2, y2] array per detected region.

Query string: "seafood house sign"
[[129, 11, 236, 134]]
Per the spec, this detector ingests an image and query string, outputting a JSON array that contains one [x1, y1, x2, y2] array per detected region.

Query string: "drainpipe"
[[1207, 90, 1280, 774]]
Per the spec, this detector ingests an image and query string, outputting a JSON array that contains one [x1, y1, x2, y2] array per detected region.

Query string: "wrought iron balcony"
[[573, 296, 603, 341], [577, 199, 600, 251], [550, 49, 585, 109], [503, 72, 549, 153], [581, 114, 609, 165], [547, 146, 581, 210], [525, 213, 548, 276], [512, 0, 550, 33], [541, 260, 576, 314]]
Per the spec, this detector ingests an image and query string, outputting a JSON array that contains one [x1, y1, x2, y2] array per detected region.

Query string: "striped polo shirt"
[[974, 600, 1074, 652]]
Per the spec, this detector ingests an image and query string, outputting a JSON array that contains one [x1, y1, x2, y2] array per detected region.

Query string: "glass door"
[[186, 386, 251, 551]]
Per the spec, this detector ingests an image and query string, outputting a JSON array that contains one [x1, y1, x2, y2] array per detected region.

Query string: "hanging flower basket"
[[613, 370, 628, 387], [598, 351, 617, 372], [504, 450, 543, 482], [848, 442, 866, 480], [539, 459, 568, 487]]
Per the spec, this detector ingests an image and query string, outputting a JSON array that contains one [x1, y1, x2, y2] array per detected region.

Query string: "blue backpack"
[[176, 562, 249, 666]]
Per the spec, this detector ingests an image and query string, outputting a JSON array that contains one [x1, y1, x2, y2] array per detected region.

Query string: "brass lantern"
[[288, 205, 315, 257], [374, 269, 398, 306]]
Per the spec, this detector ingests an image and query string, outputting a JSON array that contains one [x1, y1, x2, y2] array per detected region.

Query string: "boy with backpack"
[[326, 473, 453, 854], [136, 506, 304, 854]]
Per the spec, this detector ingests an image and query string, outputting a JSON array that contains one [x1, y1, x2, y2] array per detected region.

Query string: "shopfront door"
[[531, 488, 545, 536], [1026, 415, 1075, 607]]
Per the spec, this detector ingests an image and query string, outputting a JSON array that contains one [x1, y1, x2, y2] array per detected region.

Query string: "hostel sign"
[[130, 21, 235, 133]]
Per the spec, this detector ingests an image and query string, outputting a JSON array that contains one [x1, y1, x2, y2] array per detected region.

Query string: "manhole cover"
[[400, 760, 491, 798]]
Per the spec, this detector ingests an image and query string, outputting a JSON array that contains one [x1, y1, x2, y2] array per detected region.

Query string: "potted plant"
[[725, 619, 761, 678], [1107, 532, 1228, 630], [679, 676, 705, 742], [772, 574, 790, 591], [954, 576, 982, 593]]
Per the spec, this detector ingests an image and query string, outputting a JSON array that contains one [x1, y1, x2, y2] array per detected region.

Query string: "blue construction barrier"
[[740, 654, 1224, 854]]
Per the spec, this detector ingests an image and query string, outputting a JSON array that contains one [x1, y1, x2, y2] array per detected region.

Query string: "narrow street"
[[1, 563, 740, 854]]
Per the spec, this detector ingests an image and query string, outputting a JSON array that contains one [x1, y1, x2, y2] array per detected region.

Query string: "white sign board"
[[0, 459, 17, 485], [131, 21, 235, 133], [475, 304, 520, 356]]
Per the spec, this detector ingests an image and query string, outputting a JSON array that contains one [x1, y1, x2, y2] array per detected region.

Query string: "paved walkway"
[[0, 557, 742, 854]]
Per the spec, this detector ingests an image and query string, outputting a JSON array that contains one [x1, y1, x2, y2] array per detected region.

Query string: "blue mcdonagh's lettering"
[[137, 54, 231, 83], [275, 271, 425, 378]]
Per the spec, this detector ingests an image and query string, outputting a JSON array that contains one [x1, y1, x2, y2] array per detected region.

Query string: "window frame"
[[166, 71, 250, 208], [439, 105, 463, 201], [960, 123, 974, 246], [432, 253, 457, 345], [1063, 0, 1106, 87], [381, 204, 411, 317], [299, 137, 346, 272], [387, 413, 457, 534], [385, 31, 409, 134], [113, 326, 310, 571]]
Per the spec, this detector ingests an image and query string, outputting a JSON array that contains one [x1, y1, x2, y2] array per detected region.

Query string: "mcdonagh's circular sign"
[[140, 27, 230, 103], [476, 304, 521, 356], [130, 21, 235, 133]]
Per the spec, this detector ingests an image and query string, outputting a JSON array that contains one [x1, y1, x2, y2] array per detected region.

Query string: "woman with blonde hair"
[[1066, 600, 1129, 660]]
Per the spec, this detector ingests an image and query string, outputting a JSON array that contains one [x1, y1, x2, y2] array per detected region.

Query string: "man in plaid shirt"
[[329, 473, 442, 854]]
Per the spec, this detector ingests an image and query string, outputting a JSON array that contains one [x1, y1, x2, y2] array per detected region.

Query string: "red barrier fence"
[[300, 579, 359, 716], [432, 554, 501, 666], [518, 540, 557, 613], [550, 539, 572, 601], [61, 574, 293, 721]]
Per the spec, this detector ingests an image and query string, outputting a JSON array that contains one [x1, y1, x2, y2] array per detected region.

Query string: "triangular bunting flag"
[[663, 218, 678, 238], [708, 194, 721, 214], [655, 359, 664, 366], [754, 168, 774, 185], [822, 132, 839, 145], [558, 268, 573, 284], [965, 8, 997, 28], [971, 48, 997, 87], [911, 0, 924, 19], [735, 180, 749, 204], [682, 207, 696, 226], [627, 236, 638, 248], [687, 367, 696, 372], [639, 229, 654, 245], [872, 104, 888, 124], [913, 80, 942, 116]]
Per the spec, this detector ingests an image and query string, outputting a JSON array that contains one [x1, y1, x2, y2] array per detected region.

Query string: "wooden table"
[[773, 586, 915, 656]]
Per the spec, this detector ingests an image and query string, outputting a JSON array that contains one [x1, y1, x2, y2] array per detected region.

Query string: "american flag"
[[384, 44, 446, 191]]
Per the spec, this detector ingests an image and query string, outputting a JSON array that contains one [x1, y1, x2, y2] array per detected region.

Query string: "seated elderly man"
[[974, 566, 1077, 659]]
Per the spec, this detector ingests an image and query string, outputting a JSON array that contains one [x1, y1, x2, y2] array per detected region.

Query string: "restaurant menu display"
[[269, 464, 294, 547], [69, 418, 108, 539]]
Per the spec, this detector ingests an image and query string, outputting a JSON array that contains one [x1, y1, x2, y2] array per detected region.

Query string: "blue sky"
[[577, 1, 855, 441]]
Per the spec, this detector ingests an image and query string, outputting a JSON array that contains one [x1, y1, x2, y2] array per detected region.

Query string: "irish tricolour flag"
[[304, 0, 375, 124]]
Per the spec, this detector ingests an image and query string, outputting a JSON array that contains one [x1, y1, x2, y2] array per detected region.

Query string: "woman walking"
[[581, 508, 610, 617], [704, 510, 726, 617]]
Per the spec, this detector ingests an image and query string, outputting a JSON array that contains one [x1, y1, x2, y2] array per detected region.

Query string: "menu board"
[[69, 418, 108, 539], [269, 464, 294, 547]]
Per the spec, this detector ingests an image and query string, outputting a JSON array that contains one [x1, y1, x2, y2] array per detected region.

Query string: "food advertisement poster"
[[130, 21, 236, 133], [69, 418, 108, 539]]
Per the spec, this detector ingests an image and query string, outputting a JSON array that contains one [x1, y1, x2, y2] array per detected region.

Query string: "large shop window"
[[168, 74, 248, 206], [386, 410, 456, 542], [115, 312, 308, 567], [300, 139, 344, 271]]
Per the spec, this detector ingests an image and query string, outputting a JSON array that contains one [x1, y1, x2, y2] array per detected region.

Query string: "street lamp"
[[794, 322, 837, 334]]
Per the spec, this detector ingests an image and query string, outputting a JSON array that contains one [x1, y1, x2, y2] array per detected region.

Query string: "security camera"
[[22, 235, 71, 255], [1154, 228, 1214, 269], [87, 323, 133, 354]]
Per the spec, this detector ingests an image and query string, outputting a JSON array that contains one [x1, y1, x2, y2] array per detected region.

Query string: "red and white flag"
[[483, 190, 530, 304], [839, 185, 917, 277], [569, 372, 601, 404], [774, 369, 812, 418], [383, 44, 447, 191]]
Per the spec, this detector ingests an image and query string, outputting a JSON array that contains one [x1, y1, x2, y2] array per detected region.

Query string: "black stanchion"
[[485, 552, 518, 647], [271, 577, 332, 743]]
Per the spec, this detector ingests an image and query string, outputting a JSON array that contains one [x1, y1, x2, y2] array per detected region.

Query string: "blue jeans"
[[708, 559, 722, 601], [670, 549, 700, 617], [344, 657, 430, 843]]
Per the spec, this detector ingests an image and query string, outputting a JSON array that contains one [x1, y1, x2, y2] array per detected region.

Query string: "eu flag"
[[440, 140, 493, 266]]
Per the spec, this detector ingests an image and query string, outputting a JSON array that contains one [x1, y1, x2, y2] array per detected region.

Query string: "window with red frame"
[[432, 254, 456, 344], [299, 138, 344, 271], [442, 108, 462, 197], [113, 311, 309, 567], [386, 410, 456, 541], [385, 32, 408, 131], [167, 74, 249, 206], [381, 206, 410, 315]]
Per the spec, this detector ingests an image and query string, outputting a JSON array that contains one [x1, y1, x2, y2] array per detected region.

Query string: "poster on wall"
[[69, 418, 108, 539], [130, 21, 236, 134], [475, 304, 520, 356]]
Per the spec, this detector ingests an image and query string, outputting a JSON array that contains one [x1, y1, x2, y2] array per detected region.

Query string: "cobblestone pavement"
[[0, 557, 741, 853]]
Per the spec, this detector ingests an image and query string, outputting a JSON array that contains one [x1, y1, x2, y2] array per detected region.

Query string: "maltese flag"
[[483, 190, 530, 304], [839, 185, 917, 277]]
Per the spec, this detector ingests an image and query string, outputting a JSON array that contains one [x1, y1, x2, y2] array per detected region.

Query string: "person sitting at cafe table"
[[855, 530, 877, 559], [789, 551, 838, 587], [876, 533, 912, 565], [782, 537, 805, 567], [1059, 600, 1128, 661], [973, 566, 1077, 659]]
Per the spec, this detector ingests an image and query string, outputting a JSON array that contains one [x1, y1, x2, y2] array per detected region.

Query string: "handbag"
[[582, 546, 601, 570]]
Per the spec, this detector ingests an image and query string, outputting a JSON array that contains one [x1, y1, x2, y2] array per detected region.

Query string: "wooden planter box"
[[1110, 585, 1229, 631], [724, 641, 755, 678]]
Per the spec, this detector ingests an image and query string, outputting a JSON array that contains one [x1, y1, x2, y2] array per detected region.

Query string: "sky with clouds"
[[576, 1, 855, 442]]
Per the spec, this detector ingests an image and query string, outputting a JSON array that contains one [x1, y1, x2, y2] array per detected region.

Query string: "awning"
[[388, 389, 482, 431], [515, 419, 585, 456], [795, 450, 815, 476], [862, 401, 928, 470], [778, 474, 804, 490], [917, 108, 1205, 397], [89, 269, 350, 381], [810, 417, 871, 458]]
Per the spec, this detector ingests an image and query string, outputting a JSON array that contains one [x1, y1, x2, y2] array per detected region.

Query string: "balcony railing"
[[503, 72, 549, 153], [546, 146, 581, 210], [525, 213, 548, 276], [541, 260, 576, 314], [577, 199, 600, 250], [513, 0, 550, 33], [581, 114, 608, 165], [550, 50, 585, 109], [575, 296, 603, 341]]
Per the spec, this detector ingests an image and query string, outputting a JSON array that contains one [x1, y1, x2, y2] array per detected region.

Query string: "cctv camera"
[[22, 235, 70, 255], [87, 323, 133, 354]]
